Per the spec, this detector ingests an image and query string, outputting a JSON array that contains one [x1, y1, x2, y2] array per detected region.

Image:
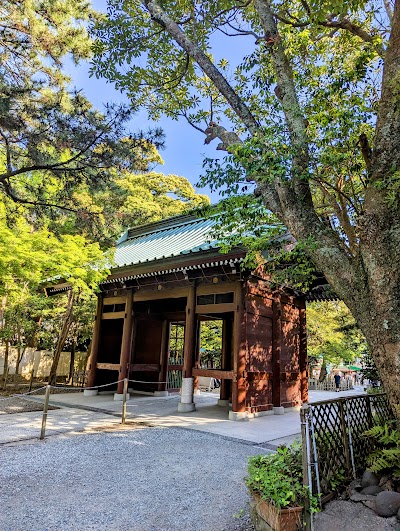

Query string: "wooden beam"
[[86, 295, 103, 387], [130, 363, 160, 372], [182, 285, 196, 378], [133, 287, 188, 302], [117, 290, 134, 394], [196, 283, 237, 295], [272, 299, 282, 407], [103, 296, 127, 305], [101, 311, 125, 320], [192, 368, 234, 380], [195, 302, 236, 314], [96, 363, 120, 371]]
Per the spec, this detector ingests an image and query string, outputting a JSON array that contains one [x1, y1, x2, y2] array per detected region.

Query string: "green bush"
[[363, 422, 400, 479], [246, 443, 305, 509]]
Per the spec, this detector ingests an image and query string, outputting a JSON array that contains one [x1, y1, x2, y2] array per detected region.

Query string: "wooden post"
[[272, 299, 282, 408], [40, 385, 51, 440], [220, 319, 232, 401], [117, 291, 134, 395], [178, 285, 197, 412], [182, 285, 196, 378], [300, 403, 312, 531], [28, 366, 34, 393], [86, 294, 103, 388], [232, 283, 246, 413], [299, 300, 308, 403], [121, 378, 128, 424]]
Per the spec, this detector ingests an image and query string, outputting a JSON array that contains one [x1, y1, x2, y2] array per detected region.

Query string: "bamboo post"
[[40, 385, 51, 440], [300, 404, 312, 531], [339, 400, 352, 477], [28, 366, 34, 393], [121, 378, 128, 424]]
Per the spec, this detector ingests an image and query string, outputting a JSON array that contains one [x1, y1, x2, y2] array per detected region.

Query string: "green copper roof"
[[114, 214, 220, 269]]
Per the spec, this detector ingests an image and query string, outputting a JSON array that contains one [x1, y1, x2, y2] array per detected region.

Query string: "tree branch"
[[321, 18, 384, 57], [142, 0, 260, 136]]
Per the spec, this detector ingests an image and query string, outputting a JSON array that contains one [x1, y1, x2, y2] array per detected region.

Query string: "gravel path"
[[0, 426, 265, 530], [0, 396, 57, 415]]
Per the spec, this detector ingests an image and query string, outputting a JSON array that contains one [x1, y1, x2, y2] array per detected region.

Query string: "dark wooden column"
[[116, 290, 134, 394], [158, 320, 169, 392], [299, 300, 308, 403], [86, 294, 103, 388], [220, 319, 232, 401], [182, 285, 196, 378], [272, 298, 282, 408], [232, 283, 246, 413]]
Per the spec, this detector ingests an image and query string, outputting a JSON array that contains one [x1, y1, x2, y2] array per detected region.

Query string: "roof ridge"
[[124, 212, 213, 242]]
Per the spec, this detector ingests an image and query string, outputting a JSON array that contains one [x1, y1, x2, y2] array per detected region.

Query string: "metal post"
[[300, 404, 312, 531], [121, 378, 128, 424], [40, 385, 51, 440]]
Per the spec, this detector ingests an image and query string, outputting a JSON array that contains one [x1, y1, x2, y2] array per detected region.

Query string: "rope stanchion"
[[49, 379, 126, 392], [0, 385, 48, 402], [121, 378, 128, 424], [40, 385, 51, 440]]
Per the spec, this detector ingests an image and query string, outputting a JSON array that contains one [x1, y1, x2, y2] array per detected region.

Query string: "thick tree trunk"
[[48, 290, 75, 386], [319, 358, 327, 382]]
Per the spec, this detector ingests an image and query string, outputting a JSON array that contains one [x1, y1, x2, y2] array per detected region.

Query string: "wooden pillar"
[[220, 319, 232, 401], [299, 300, 308, 403], [116, 290, 134, 395], [193, 321, 201, 393], [86, 294, 103, 388], [178, 285, 196, 412], [182, 285, 196, 378], [231, 283, 246, 415], [158, 320, 169, 393], [272, 298, 282, 408]]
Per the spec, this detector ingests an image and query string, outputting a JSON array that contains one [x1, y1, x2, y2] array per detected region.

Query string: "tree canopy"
[[92, 0, 400, 419]]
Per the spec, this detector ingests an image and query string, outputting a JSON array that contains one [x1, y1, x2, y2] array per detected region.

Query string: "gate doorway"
[[167, 322, 185, 390]]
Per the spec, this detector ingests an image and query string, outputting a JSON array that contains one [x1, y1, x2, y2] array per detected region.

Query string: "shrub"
[[246, 443, 305, 509], [363, 422, 400, 480]]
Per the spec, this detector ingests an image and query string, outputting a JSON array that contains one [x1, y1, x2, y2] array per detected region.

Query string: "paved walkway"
[[0, 386, 365, 446]]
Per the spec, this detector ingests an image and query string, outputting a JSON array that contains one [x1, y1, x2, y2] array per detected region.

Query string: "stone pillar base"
[[178, 402, 196, 412], [154, 391, 169, 397], [217, 399, 230, 407], [114, 393, 130, 401], [83, 389, 98, 397], [193, 389, 201, 395], [229, 410, 249, 421], [273, 406, 285, 415]]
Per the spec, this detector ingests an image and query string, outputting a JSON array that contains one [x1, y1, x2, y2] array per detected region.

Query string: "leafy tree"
[[307, 301, 367, 380], [0, 0, 164, 214], [93, 0, 400, 419]]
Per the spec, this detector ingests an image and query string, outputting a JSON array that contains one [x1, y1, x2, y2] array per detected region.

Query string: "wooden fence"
[[301, 393, 394, 506], [308, 377, 353, 391]]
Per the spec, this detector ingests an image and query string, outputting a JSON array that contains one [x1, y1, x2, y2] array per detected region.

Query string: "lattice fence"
[[301, 393, 394, 505]]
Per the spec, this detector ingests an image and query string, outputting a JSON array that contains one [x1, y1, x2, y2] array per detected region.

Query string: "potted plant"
[[246, 443, 305, 531]]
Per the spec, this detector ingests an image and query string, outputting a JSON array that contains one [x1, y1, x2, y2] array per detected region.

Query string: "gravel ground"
[[0, 426, 264, 530], [0, 396, 57, 415]]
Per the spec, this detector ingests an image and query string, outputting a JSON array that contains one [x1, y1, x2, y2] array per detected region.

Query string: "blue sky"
[[64, 0, 219, 203], [65, 0, 255, 204]]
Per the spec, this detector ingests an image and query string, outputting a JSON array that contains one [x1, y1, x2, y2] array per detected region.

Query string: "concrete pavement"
[[0, 386, 366, 446]]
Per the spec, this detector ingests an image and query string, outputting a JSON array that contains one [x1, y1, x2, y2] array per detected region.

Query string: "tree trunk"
[[68, 334, 76, 385], [2, 340, 9, 382], [319, 358, 327, 382], [48, 290, 75, 386]]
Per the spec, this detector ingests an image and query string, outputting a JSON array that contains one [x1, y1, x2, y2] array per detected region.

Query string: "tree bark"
[[48, 290, 75, 386], [140, 0, 400, 421]]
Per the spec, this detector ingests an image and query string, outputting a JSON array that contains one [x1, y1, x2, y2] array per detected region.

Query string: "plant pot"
[[250, 492, 303, 531]]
